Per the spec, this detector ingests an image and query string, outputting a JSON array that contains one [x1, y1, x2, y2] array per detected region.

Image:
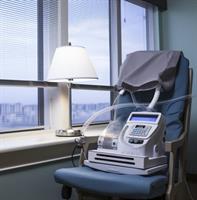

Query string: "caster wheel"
[[61, 185, 72, 199]]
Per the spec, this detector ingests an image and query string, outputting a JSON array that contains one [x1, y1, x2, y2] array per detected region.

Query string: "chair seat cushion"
[[54, 166, 168, 199]]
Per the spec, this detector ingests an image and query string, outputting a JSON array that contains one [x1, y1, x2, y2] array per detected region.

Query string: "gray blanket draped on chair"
[[117, 51, 181, 92]]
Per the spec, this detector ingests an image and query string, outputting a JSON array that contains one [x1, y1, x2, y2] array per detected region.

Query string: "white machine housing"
[[84, 111, 167, 175]]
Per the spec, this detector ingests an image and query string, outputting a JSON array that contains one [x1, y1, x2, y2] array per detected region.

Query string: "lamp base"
[[55, 129, 81, 137]]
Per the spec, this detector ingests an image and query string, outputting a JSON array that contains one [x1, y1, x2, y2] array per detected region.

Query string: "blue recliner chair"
[[54, 53, 193, 200]]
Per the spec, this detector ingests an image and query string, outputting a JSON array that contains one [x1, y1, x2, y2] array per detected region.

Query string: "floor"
[[189, 181, 197, 199]]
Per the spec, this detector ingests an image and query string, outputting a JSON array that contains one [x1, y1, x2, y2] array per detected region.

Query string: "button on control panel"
[[128, 138, 144, 144], [130, 125, 151, 137]]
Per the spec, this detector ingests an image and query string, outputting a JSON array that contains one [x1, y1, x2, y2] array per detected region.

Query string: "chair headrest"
[[117, 51, 181, 92]]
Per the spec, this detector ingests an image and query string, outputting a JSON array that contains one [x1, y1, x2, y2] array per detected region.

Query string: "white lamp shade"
[[48, 46, 98, 82]]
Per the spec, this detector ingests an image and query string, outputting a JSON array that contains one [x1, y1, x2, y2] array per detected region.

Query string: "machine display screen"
[[130, 114, 158, 122]]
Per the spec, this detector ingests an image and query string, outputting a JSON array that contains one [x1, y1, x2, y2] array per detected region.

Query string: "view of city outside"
[[68, 0, 111, 124], [72, 90, 110, 124], [0, 1, 38, 131], [0, 91, 38, 131]]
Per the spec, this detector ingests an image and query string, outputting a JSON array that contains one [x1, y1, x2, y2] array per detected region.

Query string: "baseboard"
[[187, 173, 197, 182]]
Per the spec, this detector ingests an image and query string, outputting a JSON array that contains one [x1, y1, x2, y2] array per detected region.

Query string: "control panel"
[[130, 125, 151, 137], [121, 112, 162, 145]]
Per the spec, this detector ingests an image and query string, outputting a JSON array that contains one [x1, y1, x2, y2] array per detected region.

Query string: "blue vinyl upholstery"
[[55, 167, 167, 199], [161, 54, 189, 141], [54, 54, 189, 199]]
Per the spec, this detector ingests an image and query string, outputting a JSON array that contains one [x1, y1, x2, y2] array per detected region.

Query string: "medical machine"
[[83, 51, 182, 175], [84, 87, 168, 175], [84, 111, 167, 175]]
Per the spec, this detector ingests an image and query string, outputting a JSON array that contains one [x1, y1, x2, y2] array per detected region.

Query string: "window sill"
[[0, 124, 105, 171], [0, 125, 104, 153]]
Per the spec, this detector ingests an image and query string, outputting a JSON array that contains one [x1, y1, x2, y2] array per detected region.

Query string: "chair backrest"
[[115, 54, 190, 142], [166, 68, 192, 195], [181, 68, 193, 172]]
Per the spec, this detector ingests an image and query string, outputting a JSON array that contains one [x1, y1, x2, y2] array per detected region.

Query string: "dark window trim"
[[127, 0, 167, 11], [142, 0, 167, 11], [0, 79, 57, 87], [0, 126, 44, 134], [0, 80, 113, 90], [127, 0, 151, 9], [73, 121, 109, 127], [71, 83, 114, 91], [37, 0, 44, 126]]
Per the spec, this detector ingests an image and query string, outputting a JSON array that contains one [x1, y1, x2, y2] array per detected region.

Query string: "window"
[[69, 0, 153, 125], [0, 0, 42, 131], [68, 0, 110, 86], [68, 0, 111, 125], [72, 90, 111, 124], [121, 0, 147, 60], [0, 0, 156, 132], [0, 87, 38, 131]]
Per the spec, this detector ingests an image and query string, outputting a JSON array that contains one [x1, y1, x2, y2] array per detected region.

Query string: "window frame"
[[0, 0, 158, 133], [37, 0, 44, 126]]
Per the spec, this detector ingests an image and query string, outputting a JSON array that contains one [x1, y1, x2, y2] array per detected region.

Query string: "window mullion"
[[57, 0, 68, 46], [37, 0, 44, 126], [146, 5, 160, 50], [109, 0, 122, 107]]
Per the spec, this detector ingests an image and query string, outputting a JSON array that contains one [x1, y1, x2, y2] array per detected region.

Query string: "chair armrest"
[[165, 132, 185, 152]]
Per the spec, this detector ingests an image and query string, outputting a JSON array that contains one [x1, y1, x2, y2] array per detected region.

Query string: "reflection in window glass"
[[69, 0, 111, 125], [72, 90, 110, 125], [121, 0, 147, 61]]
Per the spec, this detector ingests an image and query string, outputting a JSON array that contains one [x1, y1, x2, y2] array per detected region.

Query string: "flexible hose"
[[81, 94, 195, 136]]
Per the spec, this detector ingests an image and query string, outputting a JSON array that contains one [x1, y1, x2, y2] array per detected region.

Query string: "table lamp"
[[48, 45, 98, 137]]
